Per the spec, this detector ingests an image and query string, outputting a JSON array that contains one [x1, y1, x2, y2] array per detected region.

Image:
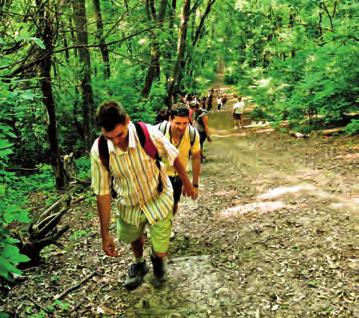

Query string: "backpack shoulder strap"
[[98, 135, 110, 172], [188, 125, 196, 147], [158, 120, 169, 136], [134, 121, 163, 193], [135, 122, 158, 159]]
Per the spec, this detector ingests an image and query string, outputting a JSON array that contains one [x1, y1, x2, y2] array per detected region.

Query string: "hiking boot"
[[124, 261, 149, 290], [150, 254, 167, 283]]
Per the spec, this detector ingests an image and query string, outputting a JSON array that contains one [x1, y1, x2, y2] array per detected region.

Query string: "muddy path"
[[2, 96, 358, 318]]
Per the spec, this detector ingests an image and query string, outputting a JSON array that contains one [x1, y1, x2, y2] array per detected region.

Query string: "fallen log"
[[318, 127, 345, 136], [17, 196, 71, 268]]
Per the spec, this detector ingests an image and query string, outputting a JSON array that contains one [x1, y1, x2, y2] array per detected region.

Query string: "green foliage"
[[18, 164, 55, 193], [1, 0, 357, 189], [75, 156, 91, 180], [69, 229, 90, 241], [0, 121, 31, 280], [344, 119, 359, 135], [144, 79, 168, 123], [229, 0, 359, 129]]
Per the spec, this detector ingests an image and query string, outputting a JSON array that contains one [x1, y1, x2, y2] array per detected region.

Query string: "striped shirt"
[[91, 122, 178, 227]]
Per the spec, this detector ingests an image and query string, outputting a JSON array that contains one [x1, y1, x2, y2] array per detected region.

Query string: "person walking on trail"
[[207, 89, 214, 111], [157, 104, 201, 237], [90, 101, 196, 290], [217, 96, 223, 111], [193, 104, 211, 162], [233, 95, 245, 129]]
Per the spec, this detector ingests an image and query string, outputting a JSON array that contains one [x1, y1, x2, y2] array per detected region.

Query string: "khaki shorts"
[[116, 210, 173, 254]]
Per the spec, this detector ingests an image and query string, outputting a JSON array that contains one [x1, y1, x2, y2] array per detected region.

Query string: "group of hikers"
[[156, 92, 213, 163], [90, 90, 246, 291]]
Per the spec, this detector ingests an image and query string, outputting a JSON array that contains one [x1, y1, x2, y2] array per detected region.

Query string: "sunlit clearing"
[[258, 184, 317, 200], [219, 201, 286, 218], [138, 38, 147, 45]]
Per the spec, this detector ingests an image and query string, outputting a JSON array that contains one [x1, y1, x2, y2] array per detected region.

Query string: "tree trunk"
[[192, 0, 216, 47], [72, 0, 95, 150], [142, 0, 168, 98], [93, 0, 111, 78], [36, 0, 68, 190], [163, 0, 177, 82], [167, 0, 191, 105]]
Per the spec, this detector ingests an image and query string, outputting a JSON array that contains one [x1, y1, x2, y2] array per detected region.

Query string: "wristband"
[[193, 184, 199, 188]]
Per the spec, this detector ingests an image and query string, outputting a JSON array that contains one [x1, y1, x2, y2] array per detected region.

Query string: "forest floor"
[[2, 92, 359, 318]]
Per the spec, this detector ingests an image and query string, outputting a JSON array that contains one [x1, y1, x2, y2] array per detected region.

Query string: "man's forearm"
[[173, 157, 192, 187], [96, 194, 112, 238], [191, 154, 201, 185]]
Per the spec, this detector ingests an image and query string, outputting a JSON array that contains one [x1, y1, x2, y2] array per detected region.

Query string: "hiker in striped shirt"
[[91, 101, 196, 290]]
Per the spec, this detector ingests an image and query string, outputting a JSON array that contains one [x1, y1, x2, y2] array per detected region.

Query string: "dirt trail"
[[2, 95, 358, 317]]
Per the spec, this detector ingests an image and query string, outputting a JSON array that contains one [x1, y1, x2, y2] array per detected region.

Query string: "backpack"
[[158, 121, 197, 150], [98, 122, 163, 198]]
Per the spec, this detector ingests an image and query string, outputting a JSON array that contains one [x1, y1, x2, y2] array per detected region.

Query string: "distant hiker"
[[155, 107, 169, 124], [207, 89, 214, 111], [194, 104, 212, 162], [201, 96, 208, 109], [222, 94, 228, 106], [233, 95, 245, 129], [90, 100, 195, 290], [217, 96, 223, 111], [157, 104, 201, 237]]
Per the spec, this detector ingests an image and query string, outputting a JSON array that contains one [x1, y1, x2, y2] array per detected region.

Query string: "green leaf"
[[32, 37, 46, 49], [308, 280, 318, 287], [0, 139, 13, 150], [0, 256, 22, 275], [2, 245, 30, 263], [4, 205, 30, 223], [20, 91, 35, 101]]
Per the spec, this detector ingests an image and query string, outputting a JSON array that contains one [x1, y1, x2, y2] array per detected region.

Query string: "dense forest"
[[1, 0, 358, 297]]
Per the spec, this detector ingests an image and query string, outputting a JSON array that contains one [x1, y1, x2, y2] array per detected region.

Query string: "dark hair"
[[170, 103, 189, 119], [96, 100, 128, 131]]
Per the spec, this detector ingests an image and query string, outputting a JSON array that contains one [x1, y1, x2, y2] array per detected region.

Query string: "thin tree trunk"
[[167, 0, 191, 105], [163, 0, 177, 82], [36, 0, 68, 190], [142, 0, 168, 98], [184, 0, 216, 89], [72, 0, 95, 150], [93, 0, 111, 78], [192, 0, 216, 47]]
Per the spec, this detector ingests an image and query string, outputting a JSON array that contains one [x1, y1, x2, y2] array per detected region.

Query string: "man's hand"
[[182, 182, 194, 198], [102, 234, 117, 257], [182, 183, 198, 200], [207, 135, 212, 142]]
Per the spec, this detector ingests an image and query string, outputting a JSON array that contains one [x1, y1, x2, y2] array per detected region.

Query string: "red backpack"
[[98, 122, 163, 197]]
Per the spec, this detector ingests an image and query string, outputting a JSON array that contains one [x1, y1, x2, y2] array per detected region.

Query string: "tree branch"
[[53, 271, 98, 300], [2, 25, 162, 76]]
